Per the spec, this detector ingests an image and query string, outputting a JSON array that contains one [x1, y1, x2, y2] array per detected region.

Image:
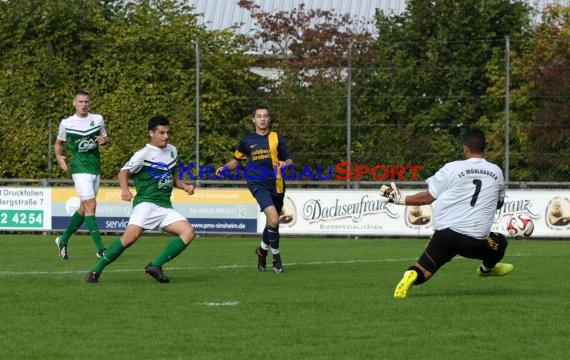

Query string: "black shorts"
[[418, 228, 508, 274], [250, 187, 284, 214]]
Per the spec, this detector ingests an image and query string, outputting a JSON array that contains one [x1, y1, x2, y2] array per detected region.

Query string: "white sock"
[[480, 264, 491, 272]]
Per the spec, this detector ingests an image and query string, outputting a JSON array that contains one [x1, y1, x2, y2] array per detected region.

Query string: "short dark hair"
[[148, 115, 170, 130], [254, 105, 270, 115], [75, 89, 90, 97], [463, 128, 486, 153]]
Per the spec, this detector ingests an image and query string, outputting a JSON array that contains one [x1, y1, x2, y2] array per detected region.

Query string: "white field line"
[[0, 253, 530, 277], [201, 301, 240, 307]]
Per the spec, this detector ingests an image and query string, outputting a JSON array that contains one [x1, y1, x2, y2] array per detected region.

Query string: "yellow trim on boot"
[[477, 263, 514, 277], [394, 270, 418, 299]]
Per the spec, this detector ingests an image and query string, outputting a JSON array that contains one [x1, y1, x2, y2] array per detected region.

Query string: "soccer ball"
[[506, 214, 534, 238]]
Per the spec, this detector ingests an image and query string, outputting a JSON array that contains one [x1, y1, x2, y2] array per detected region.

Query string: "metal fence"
[[5, 36, 570, 188]]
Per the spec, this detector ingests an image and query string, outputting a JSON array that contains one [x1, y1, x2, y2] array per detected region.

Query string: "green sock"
[[85, 215, 105, 250], [151, 237, 187, 266], [92, 239, 125, 274], [60, 211, 85, 244]]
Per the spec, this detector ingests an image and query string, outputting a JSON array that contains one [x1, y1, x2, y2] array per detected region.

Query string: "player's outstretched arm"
[[379, 182, 406, 205], [380, 182, 435, 206]]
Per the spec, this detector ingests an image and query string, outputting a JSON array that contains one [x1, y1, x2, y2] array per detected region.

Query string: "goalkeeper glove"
[[379, 182, 406, 205]]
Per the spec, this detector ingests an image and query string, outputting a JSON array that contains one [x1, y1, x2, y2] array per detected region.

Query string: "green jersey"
[[57, 113, 107, 174], [122, 143, 178, 208]]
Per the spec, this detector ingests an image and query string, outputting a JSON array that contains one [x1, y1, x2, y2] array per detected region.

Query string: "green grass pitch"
[[0, 234, 568, 360]]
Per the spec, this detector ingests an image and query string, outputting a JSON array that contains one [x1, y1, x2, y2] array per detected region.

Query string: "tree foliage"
[[1, 0, 569, 183], [351, 0, 532, 177], [238, 0, 375, 169], [0, 0, 261, 179], [518, 5, 570, 180]]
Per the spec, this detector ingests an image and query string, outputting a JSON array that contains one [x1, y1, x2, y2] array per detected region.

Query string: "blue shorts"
[[250, 187, 284, 213]]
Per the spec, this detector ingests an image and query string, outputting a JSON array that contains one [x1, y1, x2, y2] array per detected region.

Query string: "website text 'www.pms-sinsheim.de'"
[[147, 161, 422, 181]]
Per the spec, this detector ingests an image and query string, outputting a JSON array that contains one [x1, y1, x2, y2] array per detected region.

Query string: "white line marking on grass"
[[201, 301, 240, 307], [167, 257, 421, 271], [0, 270, 80, 276], [0, 253, 531, 278]]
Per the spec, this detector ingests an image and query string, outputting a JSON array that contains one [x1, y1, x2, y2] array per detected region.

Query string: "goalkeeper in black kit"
[[380, 128, 512, 299]]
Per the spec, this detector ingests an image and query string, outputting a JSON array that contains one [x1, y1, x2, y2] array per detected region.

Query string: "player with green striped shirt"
[[54, 89, 108, 259], [86, 115, 197, 283]]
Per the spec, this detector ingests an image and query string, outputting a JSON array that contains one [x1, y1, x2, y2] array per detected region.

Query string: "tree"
[[238, 0, 375, 173], [516, 4, 570, 181], [0, 0, 110, 178], [351, 0, 532, 178], [0, 0, 263, 179]]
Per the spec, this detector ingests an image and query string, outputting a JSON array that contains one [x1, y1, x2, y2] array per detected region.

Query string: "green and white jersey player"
[[86, 115, 197, 284], [54, 89, 108, 260], [122, 142, 178, 209]]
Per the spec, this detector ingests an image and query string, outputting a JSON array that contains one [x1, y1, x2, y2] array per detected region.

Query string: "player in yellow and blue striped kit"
[[216, 106, 293, 273]]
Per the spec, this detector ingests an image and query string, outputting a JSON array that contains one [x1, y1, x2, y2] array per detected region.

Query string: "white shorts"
[[128, 202, 187, 230], [72, 173, 100, 201]]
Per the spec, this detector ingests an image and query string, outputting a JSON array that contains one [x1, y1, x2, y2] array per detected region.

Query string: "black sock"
[[408, 265, 426, 285]]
